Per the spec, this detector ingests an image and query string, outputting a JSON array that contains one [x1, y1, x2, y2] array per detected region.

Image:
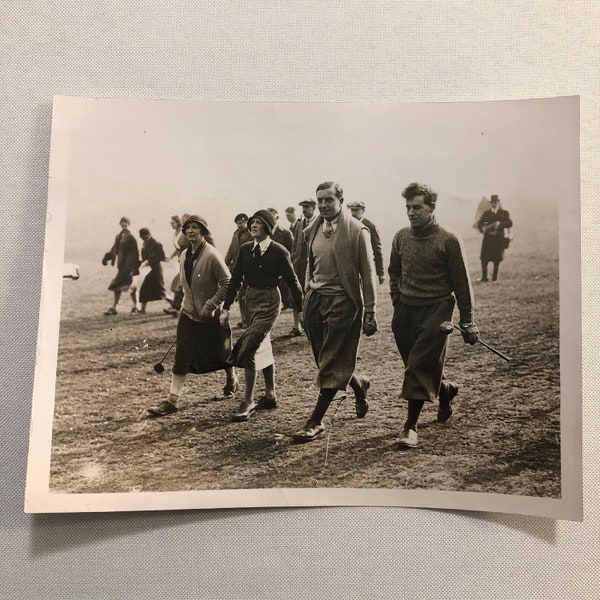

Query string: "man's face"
[[316, 188, 342, 221], [490, 198, 499, 210], [285, 211, 296, 224], [405, 195, 434, 228], [235, 219, 247, 231], [301, 204, 316, 220], [349, 207, 365, 220], [119, 220, 129, 230]]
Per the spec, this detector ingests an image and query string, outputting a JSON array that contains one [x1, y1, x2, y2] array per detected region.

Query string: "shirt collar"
[[322, 213, 341, 232], [253, 237, 272, 255]]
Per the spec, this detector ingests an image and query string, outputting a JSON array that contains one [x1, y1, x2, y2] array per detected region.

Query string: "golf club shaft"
[[159, 339, 177, 363], [452, 325, 511, 362]]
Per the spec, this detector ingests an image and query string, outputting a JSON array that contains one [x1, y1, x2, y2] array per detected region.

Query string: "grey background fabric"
[[1, 2, 598, 598]]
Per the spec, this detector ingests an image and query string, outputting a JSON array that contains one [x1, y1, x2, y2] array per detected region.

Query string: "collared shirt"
[[322, 213, 341, 232], [252, 236, 272, 256], [302, 214, 318, 229]]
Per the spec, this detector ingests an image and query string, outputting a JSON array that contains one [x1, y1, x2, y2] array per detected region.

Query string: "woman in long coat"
[[220, 209, 303, 422], [147, 215, 238, 417], [138, 228, 166, 313], [102, 216, 139, 315]]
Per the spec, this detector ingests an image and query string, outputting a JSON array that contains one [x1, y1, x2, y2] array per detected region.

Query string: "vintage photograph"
[[25, 96, 581, 517]]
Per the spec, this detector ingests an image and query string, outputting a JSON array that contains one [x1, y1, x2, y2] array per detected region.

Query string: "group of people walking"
[[101, 182, 512, 448]]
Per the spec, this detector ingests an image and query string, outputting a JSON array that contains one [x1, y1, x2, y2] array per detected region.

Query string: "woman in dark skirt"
[[138, 228, 166, 313], [147, 215, 238, 417], [220, 209, 303, 422]]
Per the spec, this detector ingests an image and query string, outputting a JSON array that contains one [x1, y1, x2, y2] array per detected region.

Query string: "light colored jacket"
[[180, 242, 231, 321]]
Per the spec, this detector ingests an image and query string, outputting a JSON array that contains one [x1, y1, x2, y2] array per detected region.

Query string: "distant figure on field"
[[389, 182, 479, 449], [285, 206, 299, 230], [292, 181, 377, 443], [164, 215, 190, 317], [102, 217, 139, 315], [477, 194, 513, 282], [347, 200, 386, 284], [147, 215, 238, 417], [224, 213, 252, 328], [138, 228, 166, 313]]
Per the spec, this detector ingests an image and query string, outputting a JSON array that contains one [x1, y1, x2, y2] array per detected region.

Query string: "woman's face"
[[249, 218, 268, 241], [170, 219, 179, 230], [184, 222, 204, 243]]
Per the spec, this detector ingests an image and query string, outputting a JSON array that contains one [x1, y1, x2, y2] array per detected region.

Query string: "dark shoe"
[[437, 383, 459, 423], [236, 321, 248, 329], [290, 326, 304, 337], [477, 278, 489, 282], [398, 427, 419, 448], [103, 307, 117, 315], [130, 307, 139, 313], [163, 307, 179, 317], [354, 376, 370, 419], [222, 380, 240, 400], [232, 401, 256, 422], [147, 399, 178, 418], [292, 422, 325, 443], [256, 395, 278, 410]]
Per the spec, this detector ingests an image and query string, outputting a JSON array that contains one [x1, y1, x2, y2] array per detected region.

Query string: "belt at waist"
[[247, 285, 278, 290]]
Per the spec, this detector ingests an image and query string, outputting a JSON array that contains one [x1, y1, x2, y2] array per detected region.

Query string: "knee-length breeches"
[[391, 296, 455, 402], [303, 289, 362, 390]]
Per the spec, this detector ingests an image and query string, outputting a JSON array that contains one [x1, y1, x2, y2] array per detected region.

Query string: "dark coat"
[[478, 208, 513, 263]]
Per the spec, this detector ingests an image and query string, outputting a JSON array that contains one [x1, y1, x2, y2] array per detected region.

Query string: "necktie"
[[253, 244, 261, 259], [323, 220, 333, 239]]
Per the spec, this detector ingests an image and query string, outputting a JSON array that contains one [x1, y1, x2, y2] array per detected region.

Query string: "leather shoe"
[[147, 399, 178, 418], [354, 376, 370, 418], [232, 401, 256, 422], [398, 427, 419, 448], [292, 422, 325, 442], [256, 395, 278, 410], [222, 380, 240, 400], [437, 382, 459, 423]]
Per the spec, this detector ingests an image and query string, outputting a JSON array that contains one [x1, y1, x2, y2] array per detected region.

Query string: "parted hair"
[[401, 182, 437, 206], [316, 181, 343, 200]]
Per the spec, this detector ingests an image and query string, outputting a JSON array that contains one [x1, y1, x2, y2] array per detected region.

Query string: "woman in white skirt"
[[220, 209, 303, 422]]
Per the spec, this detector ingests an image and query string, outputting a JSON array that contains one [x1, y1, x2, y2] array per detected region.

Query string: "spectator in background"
[[285, 206, 299, 230], [267, 208, 294, 310], [477, 194, 513, 282], [138, 228, 166, 313], [347, 200, 386, 285], [224, 213, 252, 328], [164, 215, 189, 317], [102, 216, 140, 315]]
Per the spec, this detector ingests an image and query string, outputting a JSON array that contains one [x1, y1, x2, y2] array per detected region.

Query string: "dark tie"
[[323, 221, 333, 239], [253, 245, 261, 259]]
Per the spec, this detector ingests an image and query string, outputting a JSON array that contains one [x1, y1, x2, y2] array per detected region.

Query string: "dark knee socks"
[[309, 389, 336, 425], [405, 399, 425, 431]]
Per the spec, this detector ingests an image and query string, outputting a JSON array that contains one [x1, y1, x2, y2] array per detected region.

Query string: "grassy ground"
[[49, 228, 561, 498]]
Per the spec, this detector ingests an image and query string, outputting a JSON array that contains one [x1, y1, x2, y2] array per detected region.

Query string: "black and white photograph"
[[25, 95, 581, 518]]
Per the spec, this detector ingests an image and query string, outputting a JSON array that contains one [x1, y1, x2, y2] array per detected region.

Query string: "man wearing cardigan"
[[292, 181, 378, 442], [389, 182, 479, 448]]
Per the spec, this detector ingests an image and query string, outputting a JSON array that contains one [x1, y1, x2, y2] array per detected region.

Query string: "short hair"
[[285, 206, 296, 213], [267, 207, 278, 215], [401, 182, 437, 206], [119, 216, 130, 225], [316, 181, 343, 200], [170, 215, 182, 227], [139, 227, 151, 237]]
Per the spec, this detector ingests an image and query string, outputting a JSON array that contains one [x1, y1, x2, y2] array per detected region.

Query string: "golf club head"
[[439, 321, 454, 336], [153, 362, 165, 374]]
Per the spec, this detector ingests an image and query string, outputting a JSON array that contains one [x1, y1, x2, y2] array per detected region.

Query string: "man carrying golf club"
[[389, 182, 479, 448], [147, 215, 238, 417]]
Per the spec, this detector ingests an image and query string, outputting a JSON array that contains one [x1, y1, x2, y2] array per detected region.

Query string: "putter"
[[153, 339, 177, 373], [439, 321, 511, 362]]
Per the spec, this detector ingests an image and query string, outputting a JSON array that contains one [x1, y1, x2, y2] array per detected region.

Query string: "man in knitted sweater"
[[389, 182, 479, 448]]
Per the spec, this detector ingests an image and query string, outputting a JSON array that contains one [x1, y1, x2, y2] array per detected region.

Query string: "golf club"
[[153, 339, 177, 373], [439, 321, 511, 362]]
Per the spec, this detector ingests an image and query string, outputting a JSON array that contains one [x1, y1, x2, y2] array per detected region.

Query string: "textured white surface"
[[1, 2, 598, 598]]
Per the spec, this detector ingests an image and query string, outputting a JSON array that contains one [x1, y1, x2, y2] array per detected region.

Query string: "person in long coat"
[[220, 209, 303, 422], [147, 215, 238, 417], [138, 228, 166, 313], [292, 182, 378, 443], [477, 194, 513, 282], [102, 216, 140, 315], [347, 200, 386, 284]]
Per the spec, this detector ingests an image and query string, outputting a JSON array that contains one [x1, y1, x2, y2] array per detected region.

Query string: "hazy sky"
[[58, 96, 578, 260]]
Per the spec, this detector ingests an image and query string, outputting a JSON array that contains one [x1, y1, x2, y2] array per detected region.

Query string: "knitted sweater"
[[388, 217, 474, 323]]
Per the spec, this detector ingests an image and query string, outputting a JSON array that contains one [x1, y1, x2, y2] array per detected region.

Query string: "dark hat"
[[347, 200, 365, 209], [139, 227, 151, 237], [490, 194, 500, 201], [234, 213, 248, 223], [249, 209, 276, 235], [299, 198, 316, 207], [182, 214, 210, 236]]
